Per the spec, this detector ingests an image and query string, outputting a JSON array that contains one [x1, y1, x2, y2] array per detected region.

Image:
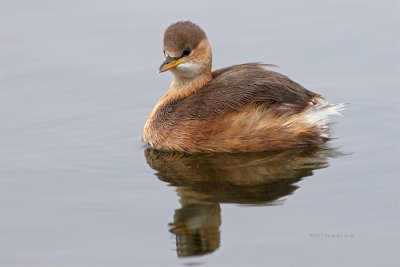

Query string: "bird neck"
[[168, 69, 213, 99]]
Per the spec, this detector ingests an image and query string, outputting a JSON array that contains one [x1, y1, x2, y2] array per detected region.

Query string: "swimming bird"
[[143, 21, 344, 153]]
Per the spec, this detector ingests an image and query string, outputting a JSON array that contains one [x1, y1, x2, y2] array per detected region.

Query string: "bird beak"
[[158, 57, 183, 73]]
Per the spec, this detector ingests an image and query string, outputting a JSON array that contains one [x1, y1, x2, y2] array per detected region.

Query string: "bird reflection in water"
[[144, 146, 342, 257]]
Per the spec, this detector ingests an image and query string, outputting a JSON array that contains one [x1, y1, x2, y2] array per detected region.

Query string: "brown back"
[[154, 63, 319, 125]]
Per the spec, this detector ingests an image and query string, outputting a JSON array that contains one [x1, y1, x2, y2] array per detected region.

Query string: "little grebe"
[[143, 21, 344, 152]]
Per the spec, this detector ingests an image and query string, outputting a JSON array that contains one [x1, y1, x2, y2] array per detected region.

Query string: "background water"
[[1, 0, 399, 266]]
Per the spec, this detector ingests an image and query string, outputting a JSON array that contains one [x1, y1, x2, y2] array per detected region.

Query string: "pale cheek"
[[175, 63, 202, 77]]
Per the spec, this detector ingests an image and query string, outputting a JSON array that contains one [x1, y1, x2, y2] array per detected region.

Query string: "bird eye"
[[182, 47, 191, 57]]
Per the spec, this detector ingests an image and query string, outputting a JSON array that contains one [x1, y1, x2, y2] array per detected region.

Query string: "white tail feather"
[[301, 99, 346, 137]]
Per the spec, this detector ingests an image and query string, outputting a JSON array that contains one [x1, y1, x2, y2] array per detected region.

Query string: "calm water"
[[1, 1, 399, 266]]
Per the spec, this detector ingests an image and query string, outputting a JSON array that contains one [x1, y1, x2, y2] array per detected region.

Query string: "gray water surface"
[[1, 1, 399, 266]]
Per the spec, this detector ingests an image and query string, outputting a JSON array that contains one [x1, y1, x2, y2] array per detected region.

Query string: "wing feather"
[[173, 63, 320, 120]]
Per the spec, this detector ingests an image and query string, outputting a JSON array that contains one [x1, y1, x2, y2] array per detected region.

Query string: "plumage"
[[143, 21, 344, 152]]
